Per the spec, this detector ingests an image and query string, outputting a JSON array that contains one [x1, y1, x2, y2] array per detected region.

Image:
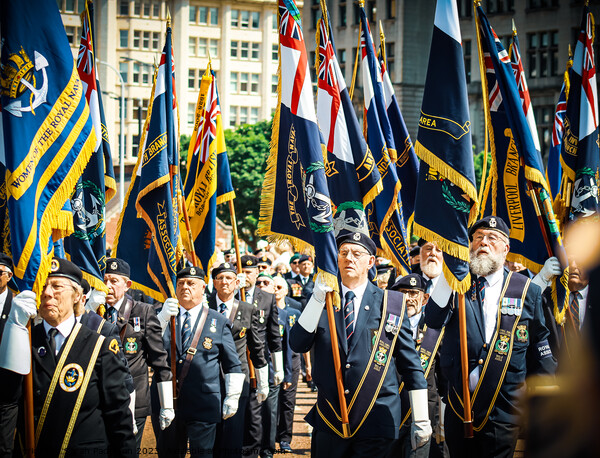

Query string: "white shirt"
[[216, 296, 235, 320], [422, 273, 440, 295], [43, 313, 76, 355], [482, 268, 504, 344], [0, 289, 8, 313], [245, 286, 256, 305], [340, 280, 369, 323], [111, 296, 125, 312], [179, 304, 202, 329], [409, 312, 422, 341]]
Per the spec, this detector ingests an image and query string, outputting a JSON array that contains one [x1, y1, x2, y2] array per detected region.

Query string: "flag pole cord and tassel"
[[229, 200, 257, 388]]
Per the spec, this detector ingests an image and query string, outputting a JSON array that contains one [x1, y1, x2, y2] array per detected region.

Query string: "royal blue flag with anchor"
[[359, 5, 410, 275], [1, 0, 96, 294], [316, 14, 382, 239], [477, 6, 552, 273], [413, 0, 478, 294], [64, 1, 116, 292], [258, 0, 339, 299], [560, 6, 600, 221]]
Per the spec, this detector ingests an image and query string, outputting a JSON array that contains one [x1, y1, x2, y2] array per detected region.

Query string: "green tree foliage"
[[473, 149, 491, 193], [218, 119, 273, 248]]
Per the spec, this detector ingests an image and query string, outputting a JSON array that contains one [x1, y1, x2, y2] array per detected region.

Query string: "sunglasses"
[[256, 280, 271, 286]]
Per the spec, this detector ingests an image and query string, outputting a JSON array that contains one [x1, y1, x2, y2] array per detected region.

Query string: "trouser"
[[385, 422, 431, 458], [277, 355, 300, 443], [311, 428, 392, 458], [214, 394, 248, 458], [157, 418, 216, 458], [0, 369, 21, 458], [134, 416, 147, 455], [243, 388, 263, 458], [261, 382, 281, 453], [444, 408, 518, 458]]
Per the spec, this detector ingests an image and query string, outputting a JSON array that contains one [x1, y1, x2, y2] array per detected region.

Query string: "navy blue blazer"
[[290, 282, 426, 439], [425, 269, 557, 425], [151, 307, 241, 423]]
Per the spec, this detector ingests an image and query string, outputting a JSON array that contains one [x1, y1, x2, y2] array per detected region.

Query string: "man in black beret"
[[425, 216, 557, 457], [100, 257, 174, 451], [0, 257, 136, 456], [290, 232, 431, 456], [257, 256, 273, 275], [285, 254, 314, 309]]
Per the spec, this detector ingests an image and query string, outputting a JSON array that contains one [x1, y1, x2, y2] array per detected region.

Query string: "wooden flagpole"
[[458, 294, 473, 437], [229, 200, 256, 387], [24, 320, 35, 457]]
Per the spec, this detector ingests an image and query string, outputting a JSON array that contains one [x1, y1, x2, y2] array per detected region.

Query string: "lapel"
[[31, 323, 56, 378], [470, 275, 486, 341], [207, 294, 217, 312], [348, 283, 378, 355]]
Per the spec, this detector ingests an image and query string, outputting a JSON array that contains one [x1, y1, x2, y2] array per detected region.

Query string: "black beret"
[[336, 232, 377, 256], [48, 257, 83, 285], [409, 246, 421, 257], [376, 264, 394, 273], [417, 238, 427, 247], [223, 248, 236, 256], [257, 256, 272, 266], [240, 255, 259, 268], [0, 253, 13, 271], [177, 266, 206, 280], [105, 258, 131, 277], [298, 254, 313, 264], [212, 262, 237, 279], [81, 278, 90, 295], [468, 216, 510, 240], [391, 273, 426, 292]]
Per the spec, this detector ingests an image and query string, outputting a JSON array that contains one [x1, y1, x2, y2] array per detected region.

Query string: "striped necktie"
[[181, 311, 192, 351], [344, 291, 356, 343], [106, 306, 118, 324], [570, 292, 581, 330], [219, 302, 227, 316], [477, 277, 487, 306]]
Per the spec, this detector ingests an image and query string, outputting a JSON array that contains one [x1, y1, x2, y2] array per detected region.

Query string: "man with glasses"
[[257, 256, 274, 276], [256, 273, 275, 294], [284, 253, 301, 281], [290, 232, 430, 457], [208, 263, 268, 458], [0, 257, 136, 456], [286, 255, 314, 309], [425, 216, 557, 458]]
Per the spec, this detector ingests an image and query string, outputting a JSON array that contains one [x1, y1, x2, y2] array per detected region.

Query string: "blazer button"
[[483, 343, 487, 349], [344, 389, 349, 395], [345, 363, 351, 369], [478, 359, 484, 365]]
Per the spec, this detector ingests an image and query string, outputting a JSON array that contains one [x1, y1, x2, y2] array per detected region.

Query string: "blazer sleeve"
[[266, 296, 283, 353], [394, 313, 427, 391], [525, 283, 558, 376], [141, 304, 172, 382], [219, 320, 242, 375], [424, 293, 454, 330], [247, 305, 269, 369]]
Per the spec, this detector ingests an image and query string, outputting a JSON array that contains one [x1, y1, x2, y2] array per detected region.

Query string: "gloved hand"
[[85, 289, 106, 314], [255, 364, 270, 404], [297, 277, 333, 333], [0, 291, 37, 374], [236, 273, 247, 290], [409, 389, 432, 450], [430, 271, 453, 309], [157, 298, 179, 334], [157, 381, 175, 430], [12, 291, 37, 325], [223, 372, 246, 419], [271, 351, 284, 385], [532, 257, 562, 290], [128, 391, 138, 435]]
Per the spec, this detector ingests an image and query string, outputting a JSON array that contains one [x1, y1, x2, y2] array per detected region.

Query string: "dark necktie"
[[477, 277, 487, 306], [425, 279, 433, 295], [344, 291, 356, 343], [47, 328, 58, 357], [219, 302, 227, 316], [106, 306, 118, 324], [570, 292, 581, 330], [181, 311, 192, 351]]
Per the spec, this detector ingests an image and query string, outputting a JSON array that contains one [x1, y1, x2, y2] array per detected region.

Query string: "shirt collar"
[[43, 313, 76, 338], [112, 296, 125, 311], [484, 267, 504, 288], [341, 280, 369, 300]]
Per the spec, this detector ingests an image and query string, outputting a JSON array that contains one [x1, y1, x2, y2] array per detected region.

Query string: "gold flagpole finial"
[[474, 0, 481, 7], [166, 8, 171, 28], [511, 18, 517, 35], [379, 20, 385, 42], [358, 0, 365, 8], [568, 44, 573, 59]]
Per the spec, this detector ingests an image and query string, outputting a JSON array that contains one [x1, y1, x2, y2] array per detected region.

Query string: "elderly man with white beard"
[[424, 216, 557, 458]]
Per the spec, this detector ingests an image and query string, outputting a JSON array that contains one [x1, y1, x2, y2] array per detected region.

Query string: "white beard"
[[470, 249, 504, 277], [421, 259, 442, 279]]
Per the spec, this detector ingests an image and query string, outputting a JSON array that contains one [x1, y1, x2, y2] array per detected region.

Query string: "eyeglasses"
[[0, 270, 10, 276], [338, 249, 370, 260], [402, 290, 422, 298], [290, 261, 299, 265], [472, 233, 505, 245], [256, 280, 271, 286], [214, 276, 236, 283], [44, 282, 76, 293]]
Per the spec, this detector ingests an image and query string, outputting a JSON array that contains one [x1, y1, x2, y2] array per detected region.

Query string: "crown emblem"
[[110, 261, 118, 270], [224, 263, 230, 268], [0, 48, 34, 98], [352, 233, 361, 241], [409, 277, 417, 286], [489, 218, 497, 228], [190, 267, 196, 275]]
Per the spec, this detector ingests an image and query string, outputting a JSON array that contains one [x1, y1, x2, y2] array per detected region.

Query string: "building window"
[[142, 31, 150, 50], [387, 0, 396, 19], [119, 62, 128, 83], [134, 0, 141, 16], [133, 62, 140, 83], [231, 10, 239, 27], [230, 73, 238, 93], [310, 0, 319, 30], [251, 11, 260, 28], [65, 26, 78, 46], [133, 99, 149, 121], [209, 40, 218, 57], [119, 29, 129, 48], [353, 4, 360, 25], [199, 38, 207, 57], [527, 31, 559, 78], [210, 7, 219, 25], [273, 11, 278, 30], [143, 2, 150, 17], [252, 43, 260, 60], [189, 6, 197, 23], [366, 1, 376, 23], [309, 51, 316, 85], [241, 10, 250, 28], [240, 73, 249, 93], [152, 1, 160, 17], [65, 0, 75, 13], [339, 2, 347, 27], [338, 49, 346, 79], [251, 74, 259, 93], [231, 41, 238, 58], [250, 107, 259, 124], [241, 42, 249, 59], [189, 37, 196, 56], [189, 69, 196, 89], [272, 44, 279, 61], [230, 106, 238, 127], [142, 66, 150, 85], [133, 30, 140, 48], [240, 107, 248, 125], [534, 105, 553, 162], [152, 32, 160, 51], [272, 74, 278, 93], [199, 6, 208, 24], [485, 0, 514, 14], [463, 40, 471, 83], [188, 103, 196, 125], [119, 0, 129, 16], [386, 43, 395, 81], [457, 0, 473, 17], [132, 135, 140, 157]]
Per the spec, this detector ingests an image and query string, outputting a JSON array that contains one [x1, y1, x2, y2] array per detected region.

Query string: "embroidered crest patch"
[[109, 338, 119, 354], [59, 363, 84, 392], [202, 337, 213, 350], [516, 324, 528, 343], [124, 337, 138, 354]]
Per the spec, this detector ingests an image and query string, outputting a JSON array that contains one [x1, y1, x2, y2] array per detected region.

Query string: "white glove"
[[272, 351, 284, 385], [409, 389, 432, 450], [85, 289, 106, 314], [532, 257, 562, 289], [297, 277, 333, 333], [223, 372, 246, 419], [129, 390, 137, 435], [158, 298, 179, 334], [236, 273, 247, 290], [255, 364, 270, 404], [430, 272, 453, 309], [0, 291, 37, 374], [157, 381, 175, 430]]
